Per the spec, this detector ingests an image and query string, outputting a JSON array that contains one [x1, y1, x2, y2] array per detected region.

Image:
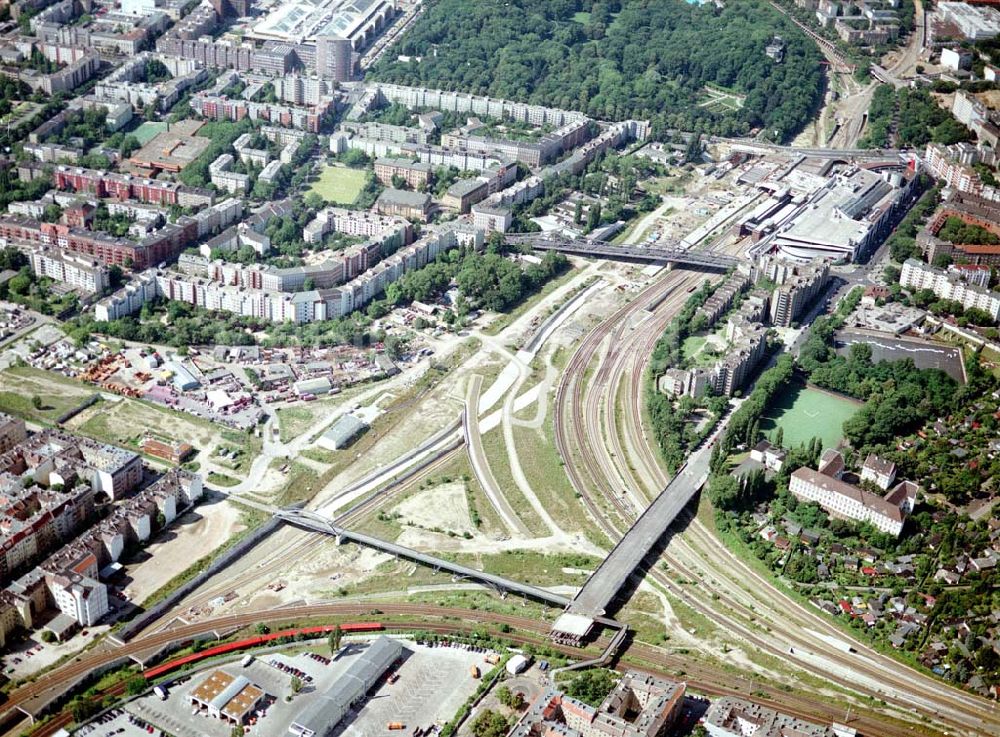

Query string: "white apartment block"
[[96, 224, 484, 324], [209, 154, 250, 195], [50, 572, 108, 626], [27, 246, 110, 294], [900, 258, 1000, 321]]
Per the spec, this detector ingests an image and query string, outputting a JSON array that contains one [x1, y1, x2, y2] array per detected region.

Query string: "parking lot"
[[340, 640, 490, 737], [75, 707, 165, 737], [107, 638, 494, 737]]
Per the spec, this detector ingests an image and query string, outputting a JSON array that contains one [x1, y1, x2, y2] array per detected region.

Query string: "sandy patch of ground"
[[393, 481, 474, 535], [393, 527, 601, 556], [976, 90, 1000, 110], [125, 496, 246, 603]]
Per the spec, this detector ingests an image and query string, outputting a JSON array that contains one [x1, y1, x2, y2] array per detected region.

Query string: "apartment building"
[[271, 75, 335, 107], [191, 93, 332, 133], [758, 258, 830, 327], [373, 157, 432, 188], [96, 224, 483, 324], [0, 203, 232, 271], [861, 453, 897, 491], [0, 481, 96, 580], [27, 247, 110, 294], [373, 83, 589, 128], [0, 415, 27, 454], [209, 154, 251, 195], [52, 166, 215, 208], [704, 696, 852, 737], [900, 258, 1000, 321], [789, 450, 917, 537], [441, 118, 591, 168], [924, 142, 1000, 202], [510, 673, 686, 737], [341, 121, 430, 146]]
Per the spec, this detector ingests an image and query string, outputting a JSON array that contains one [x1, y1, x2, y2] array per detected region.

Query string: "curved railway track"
[[553, 259, 997, 735], [11, 607, 952, 737]]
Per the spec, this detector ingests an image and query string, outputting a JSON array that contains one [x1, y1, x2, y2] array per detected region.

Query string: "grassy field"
[[309, 165, 368, 205], [132, 121, 168, 145], [274, 462, 321, 506], [479, 428, 549, 537], [275, 406, 315, 443], [760, 382, 861, 451], [513, 423, 610, 548], [0, 367, 95, 424]]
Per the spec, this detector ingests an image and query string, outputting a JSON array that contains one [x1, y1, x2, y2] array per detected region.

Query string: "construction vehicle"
[[470, 665, 480, 679]]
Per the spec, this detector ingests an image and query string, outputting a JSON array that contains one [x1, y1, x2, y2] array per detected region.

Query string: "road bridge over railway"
[[550, 420, 719, 642], [505, 234, 739, 271], [276, 508, 574, 609], [711, 137, 909, 161]]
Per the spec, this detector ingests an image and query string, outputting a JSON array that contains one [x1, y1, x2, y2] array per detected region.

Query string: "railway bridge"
[[504, 234, 739, 271]]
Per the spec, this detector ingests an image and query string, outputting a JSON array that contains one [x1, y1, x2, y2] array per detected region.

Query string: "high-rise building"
[[315, 35, 354, 82]]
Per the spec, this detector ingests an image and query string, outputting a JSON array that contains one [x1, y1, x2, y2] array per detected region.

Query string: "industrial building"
[[288, 636, 402, 737], [317, 414, 368, 450], [191, 669, 267, 725]]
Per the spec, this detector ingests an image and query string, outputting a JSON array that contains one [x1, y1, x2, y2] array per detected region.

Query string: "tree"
[[774, 426, 784, 448], [471, 709, 509, 737], [586, 203, 602, 232], [329, 624, 342, 654], [564, 669, 618, 707], [31, 395, 42, 411], [126, 675, 148, 695], [290, 675, 303, 693], [40, 630, 56, 643]]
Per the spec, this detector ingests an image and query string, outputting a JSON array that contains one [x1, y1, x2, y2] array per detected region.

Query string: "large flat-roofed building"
[[375, 188, 432, 221], [251, 0, 395, 50], [789, 450, 917, 537], [191, 669, 266, 725], [937, 2, 1000, 41], [288, 636, 402, 737]]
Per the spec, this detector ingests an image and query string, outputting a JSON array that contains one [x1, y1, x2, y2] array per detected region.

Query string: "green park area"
[[132, 121, 168, 145], [309, 165, 368, 205], [759, 382, 861, 450]]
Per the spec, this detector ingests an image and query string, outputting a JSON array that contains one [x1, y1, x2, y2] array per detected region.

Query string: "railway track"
[[553, 254, 997, 735], [10, 607, 945, 737]]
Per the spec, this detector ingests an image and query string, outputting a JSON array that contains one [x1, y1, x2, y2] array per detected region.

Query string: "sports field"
[[132, 121, 168, 145], [309, 165, 368, 205], [760, 383, 861, 450]]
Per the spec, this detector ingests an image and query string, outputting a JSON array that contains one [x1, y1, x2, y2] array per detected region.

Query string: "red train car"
[[142, 622, 383, 680]]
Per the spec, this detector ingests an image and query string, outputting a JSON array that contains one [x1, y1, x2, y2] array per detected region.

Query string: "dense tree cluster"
[[883, 180, 940, 262], [372, 0, 823, 141], [563, 669, 618, 707], [937, 216, 1000, 246], [859, 86, 971, 149]]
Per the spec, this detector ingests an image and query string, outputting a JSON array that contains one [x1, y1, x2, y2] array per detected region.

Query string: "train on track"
[[141, 622, 383, 680]]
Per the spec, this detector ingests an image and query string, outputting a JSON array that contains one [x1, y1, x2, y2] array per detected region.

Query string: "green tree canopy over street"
[[372, 0, 823, 141]]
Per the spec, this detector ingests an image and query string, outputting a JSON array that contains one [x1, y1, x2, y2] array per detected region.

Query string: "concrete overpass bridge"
[[504, 234, 739, 271], [276, 508, 575, 609]]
